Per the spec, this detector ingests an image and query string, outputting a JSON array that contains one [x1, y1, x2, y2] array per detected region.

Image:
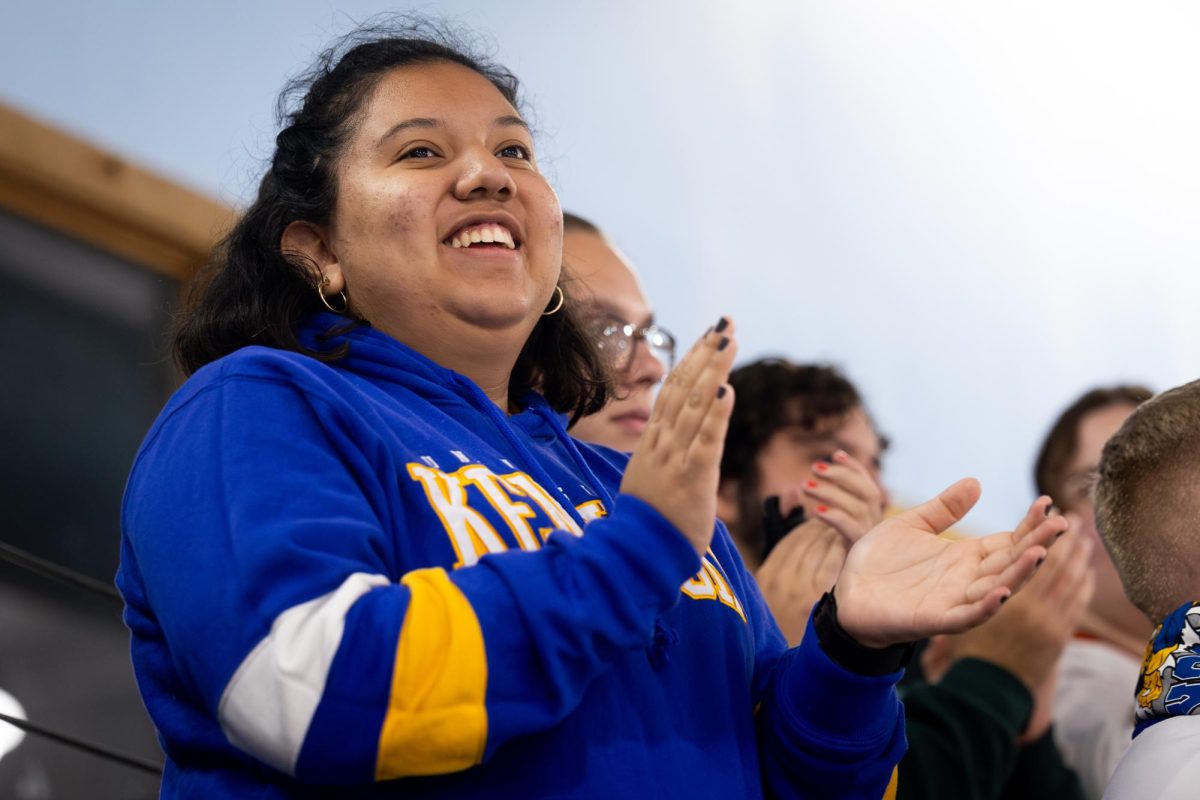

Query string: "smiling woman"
[[280, 61, 564, 394], [171, 27, 603, 418], [563, 212, 672, 453], [117, 17, 1068, 800]]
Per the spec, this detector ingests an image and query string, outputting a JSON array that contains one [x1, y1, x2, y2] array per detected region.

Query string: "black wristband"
[[813, 590, 915, 676]]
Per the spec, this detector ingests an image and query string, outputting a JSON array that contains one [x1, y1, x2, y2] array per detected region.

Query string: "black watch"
[[813, 590, 915, 676]]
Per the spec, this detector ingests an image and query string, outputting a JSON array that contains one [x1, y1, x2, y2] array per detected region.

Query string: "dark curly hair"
[[722, 358, 885, 552], [173, 18, 609, 422]]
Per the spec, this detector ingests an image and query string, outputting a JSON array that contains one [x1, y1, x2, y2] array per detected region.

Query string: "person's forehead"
[[779, 405, 879, 452], [355, 62, 520, 141], [828, 409, 880, 457], [564, 230, 651, 323]]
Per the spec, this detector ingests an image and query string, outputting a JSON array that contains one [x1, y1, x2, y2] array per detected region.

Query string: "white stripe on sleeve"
[[217, 572, 390, 775]]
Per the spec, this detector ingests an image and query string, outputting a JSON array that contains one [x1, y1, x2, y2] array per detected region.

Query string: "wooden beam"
[[0, 101, 235, 281]]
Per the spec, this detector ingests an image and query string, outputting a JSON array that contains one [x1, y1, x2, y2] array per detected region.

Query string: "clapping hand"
[[833, 478, 1068, 648], [621, 318, 737, 555], [802, 449, 886, 544], [758, 448, 886, 646], [757, 493, 847, 646]]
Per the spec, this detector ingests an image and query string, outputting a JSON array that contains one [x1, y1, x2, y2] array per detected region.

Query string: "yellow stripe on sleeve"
[[375, 568, 488, 779], [882, 764, 899, 800]]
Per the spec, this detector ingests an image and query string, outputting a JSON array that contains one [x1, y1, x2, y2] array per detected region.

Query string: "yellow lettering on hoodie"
[[408, 464, 507, 567]]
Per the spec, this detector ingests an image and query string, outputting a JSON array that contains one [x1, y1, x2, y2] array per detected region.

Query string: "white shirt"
[[1053, 638, 1141, 800], [1103, 716, 1200, 799]]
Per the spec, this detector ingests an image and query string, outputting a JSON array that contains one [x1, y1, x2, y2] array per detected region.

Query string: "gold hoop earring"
[[542, 285, 564, 317], [318, 275, 349, 314]]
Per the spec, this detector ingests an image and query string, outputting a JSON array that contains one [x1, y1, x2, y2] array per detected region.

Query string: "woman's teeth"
[[448, 224, 516, 249]]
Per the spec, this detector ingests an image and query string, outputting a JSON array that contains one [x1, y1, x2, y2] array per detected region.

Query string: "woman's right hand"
[[620, 318, 737, 555]]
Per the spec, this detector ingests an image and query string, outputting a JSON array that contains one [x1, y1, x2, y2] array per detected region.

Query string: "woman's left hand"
[[832, 478, 1068, 648]]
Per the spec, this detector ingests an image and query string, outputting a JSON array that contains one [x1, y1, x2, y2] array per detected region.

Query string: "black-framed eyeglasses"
[[589, 317, 676, 372]]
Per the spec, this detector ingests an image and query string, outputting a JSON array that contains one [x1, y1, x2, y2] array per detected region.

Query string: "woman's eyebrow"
[[377, 117, 440, 147], [586, 299, 653, 327], [495, 114, 530, 132], [376, 115, 529, 148]]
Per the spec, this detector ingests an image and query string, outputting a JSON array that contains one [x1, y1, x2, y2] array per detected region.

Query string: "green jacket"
[[898, 658, 1086, 800]]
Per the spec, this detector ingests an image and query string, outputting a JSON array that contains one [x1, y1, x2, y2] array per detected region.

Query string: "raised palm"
[[833, 478, 1067, 648]]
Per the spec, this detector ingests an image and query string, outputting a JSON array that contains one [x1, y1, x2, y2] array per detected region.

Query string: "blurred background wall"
[[0, 1, 1197, 792], [0, 103, 229, 795]]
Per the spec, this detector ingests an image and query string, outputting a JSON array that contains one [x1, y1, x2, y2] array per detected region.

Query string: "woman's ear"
[[281, 221, 344, 292]]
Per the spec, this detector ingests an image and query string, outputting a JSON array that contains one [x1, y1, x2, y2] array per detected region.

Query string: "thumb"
[[893, 478, 981, 536]]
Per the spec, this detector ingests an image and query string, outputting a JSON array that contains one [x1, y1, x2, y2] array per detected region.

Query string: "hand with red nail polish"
[[800, 449, 886, 544]]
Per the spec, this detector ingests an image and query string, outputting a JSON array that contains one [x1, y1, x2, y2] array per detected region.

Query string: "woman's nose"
[[625, 338, 667, 387], [453, 148, 515, 200]]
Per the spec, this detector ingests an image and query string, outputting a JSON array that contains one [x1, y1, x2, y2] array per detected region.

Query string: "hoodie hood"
[[298, 314, 486, 410], [296, 313, 618, 517]]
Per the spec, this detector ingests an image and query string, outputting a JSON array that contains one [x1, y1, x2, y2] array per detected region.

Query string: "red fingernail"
[[805, 480, 818, 489], [814, 462, 829, 473], [816, 505, 829, 514]]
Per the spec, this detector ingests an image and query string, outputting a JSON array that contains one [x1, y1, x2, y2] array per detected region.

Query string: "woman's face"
[[754, 406, 885, 502], [1062, 402, 1139, 599], [315, 61, 562, 348], [565, 229, 667, 452]]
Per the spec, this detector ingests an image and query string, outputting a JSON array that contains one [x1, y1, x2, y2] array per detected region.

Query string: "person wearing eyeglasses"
[[562, 212, 676, 453]]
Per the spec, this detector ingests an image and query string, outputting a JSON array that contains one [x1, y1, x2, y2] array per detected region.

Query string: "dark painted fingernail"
[[715, 316, 729, 333], [717, 336, 729, 351], [716, 385, 727, 399], [1000, 595, 1009, 605], [1044, 504, 1055, 517], [1036, 557, 1045, 568]]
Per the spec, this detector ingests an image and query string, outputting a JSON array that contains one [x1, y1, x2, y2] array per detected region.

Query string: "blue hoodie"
[[118, 315, 905, 798]]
